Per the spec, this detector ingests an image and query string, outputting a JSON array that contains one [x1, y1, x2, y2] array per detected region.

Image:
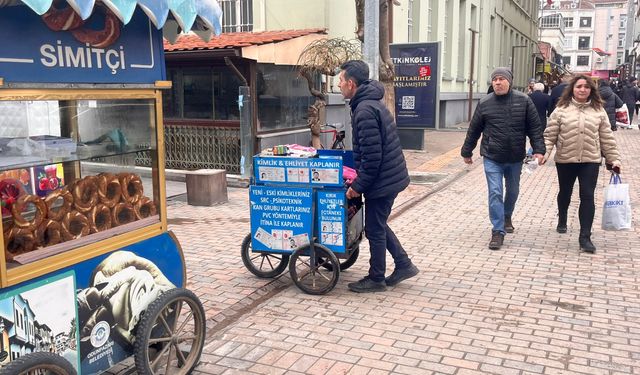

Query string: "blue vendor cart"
[[0, 1, 222, 374], [241, 150, 364, 295]]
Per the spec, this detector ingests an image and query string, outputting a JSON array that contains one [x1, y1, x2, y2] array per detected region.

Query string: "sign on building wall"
[[390, 42, 440, 128]]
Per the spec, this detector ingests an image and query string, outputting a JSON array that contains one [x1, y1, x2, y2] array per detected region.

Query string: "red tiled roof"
[[164, 28, 327, 52]]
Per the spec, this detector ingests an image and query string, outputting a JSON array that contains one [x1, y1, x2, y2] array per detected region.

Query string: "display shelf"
[[0, 145, 153, 172]]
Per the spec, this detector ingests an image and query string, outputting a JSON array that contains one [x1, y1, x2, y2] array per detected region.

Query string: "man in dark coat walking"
[[620, 77, 640, 124], [599, 79, 623, 131], [338, 60, 418, 293], [461, 67, 545, 250], [529, 82, 550, 128], [549, 73, 571, 114]]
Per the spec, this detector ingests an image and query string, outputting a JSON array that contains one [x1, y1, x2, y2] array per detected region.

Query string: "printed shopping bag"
[[615, 104, 630, 128], [602, 174, 632, 230]]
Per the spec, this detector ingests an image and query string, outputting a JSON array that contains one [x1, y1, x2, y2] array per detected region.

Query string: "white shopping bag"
[[602, 174, 632, 230]]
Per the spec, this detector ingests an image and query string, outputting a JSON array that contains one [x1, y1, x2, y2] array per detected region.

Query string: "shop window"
[[164, 67, 242, 121], [256, 64, 318, 131], [577, 56, 589, 66]]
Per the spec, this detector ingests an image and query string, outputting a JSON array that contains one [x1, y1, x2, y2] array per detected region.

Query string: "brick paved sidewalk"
[[131, 129, 639, 374]]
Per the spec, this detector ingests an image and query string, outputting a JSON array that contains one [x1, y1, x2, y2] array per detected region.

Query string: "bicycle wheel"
[[241, 233, 290, 278], [289, 244, 339, 295]]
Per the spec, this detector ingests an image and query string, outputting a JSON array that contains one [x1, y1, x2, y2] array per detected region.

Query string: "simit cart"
[[0, 1, 222, 374], [241, 149, 363, 295]]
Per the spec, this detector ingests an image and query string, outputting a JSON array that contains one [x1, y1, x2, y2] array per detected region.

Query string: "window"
[[618, 34, 625, 48], [617, 52, 624, 65], [219, 0, 253, 32], [579, 17, 592, 28], [407, 0, 414, 42], [578, 36, 590, 50], [577, 56, 589, 66], [620, 14, 626, 28], [540, 14, 561, 28], [564, 17, 574, 28], [256, 64, 318, 131], [562, 56, 571, 65], [164, 67, 243, 121], [564, 36, 573, 49]]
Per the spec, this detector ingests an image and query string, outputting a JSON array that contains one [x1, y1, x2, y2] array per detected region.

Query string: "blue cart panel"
[[253, 155, 343, 187]]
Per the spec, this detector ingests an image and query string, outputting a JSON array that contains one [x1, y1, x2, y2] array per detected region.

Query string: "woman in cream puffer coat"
[[543, 74, 621, 254]]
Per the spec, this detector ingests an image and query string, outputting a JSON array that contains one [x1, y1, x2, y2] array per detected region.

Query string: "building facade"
[[225, 0, 540, 126]]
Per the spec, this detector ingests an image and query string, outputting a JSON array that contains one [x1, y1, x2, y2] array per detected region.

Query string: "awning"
[[592, 47, 611, 56], [0, 0, 222, 42]]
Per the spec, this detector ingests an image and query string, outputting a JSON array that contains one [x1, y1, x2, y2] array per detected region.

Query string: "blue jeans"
[[483, 158, 523, 235], [364, 193, 411, 282]]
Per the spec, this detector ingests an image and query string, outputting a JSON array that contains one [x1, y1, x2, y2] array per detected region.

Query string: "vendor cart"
[[0, 1, 222, 374], [241, 149, 363, 295]]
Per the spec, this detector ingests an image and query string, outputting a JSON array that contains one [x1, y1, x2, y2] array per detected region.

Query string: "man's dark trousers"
[[364, 193, 411, 282]]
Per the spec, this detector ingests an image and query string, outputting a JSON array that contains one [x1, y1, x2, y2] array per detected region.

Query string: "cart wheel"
[[289, 244, 339, 295], [134, 288, 206, 375], [0, 352, 76, 375], [321, 245, 359, 271], [241, 233, 290, 278]]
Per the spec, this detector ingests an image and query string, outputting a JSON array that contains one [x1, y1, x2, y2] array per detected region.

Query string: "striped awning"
[[0, 0, 222, 42]]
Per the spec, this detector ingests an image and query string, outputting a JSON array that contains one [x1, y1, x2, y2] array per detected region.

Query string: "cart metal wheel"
[[289, 244, 340, 295], [241, 233, 290, 278], [0, 352, 76, 375], [321, 245, 359, 271], [134, 288, 206, 375]]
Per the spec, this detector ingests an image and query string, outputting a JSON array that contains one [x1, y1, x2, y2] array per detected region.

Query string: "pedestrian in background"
[[529, 82, 551, 128], [621, 77, 640, 124], [338, 60, 419, 293], [598, 79, 623, 131], [526, 78, 536, 94], [542, 74, 622, 253], [461, 67, 545, 250], [549, 73, 571, 114]]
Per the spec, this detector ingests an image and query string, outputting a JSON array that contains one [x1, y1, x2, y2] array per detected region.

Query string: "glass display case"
[[0, 89, 166, 286]]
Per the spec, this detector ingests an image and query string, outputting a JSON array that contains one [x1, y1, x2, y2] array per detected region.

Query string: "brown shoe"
[[489, 231, 504, 250], [504, 216, 514, 233]]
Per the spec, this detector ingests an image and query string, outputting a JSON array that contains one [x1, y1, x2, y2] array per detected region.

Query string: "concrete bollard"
[[185, 169, 228, 206]]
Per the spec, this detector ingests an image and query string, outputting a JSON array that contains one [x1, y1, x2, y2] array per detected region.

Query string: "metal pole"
[[239, 86, 253, 179], [468, 28, 478, 122], [364, 0, 380, 80]]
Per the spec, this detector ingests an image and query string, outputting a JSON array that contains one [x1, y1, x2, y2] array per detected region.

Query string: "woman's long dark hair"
[[556, 74, 603, 110]]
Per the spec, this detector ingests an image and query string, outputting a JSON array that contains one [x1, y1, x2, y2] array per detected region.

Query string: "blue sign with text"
[[253, 156, 343, 187], [316, 190, 346, 253], [249, 185, 314, 253], [0, 5, 165, 84], [390, 43, 440, 128]]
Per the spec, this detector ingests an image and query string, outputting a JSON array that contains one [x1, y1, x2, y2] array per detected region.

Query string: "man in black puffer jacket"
[[338, 60, 418, 293], [461, 67, 545, 251]]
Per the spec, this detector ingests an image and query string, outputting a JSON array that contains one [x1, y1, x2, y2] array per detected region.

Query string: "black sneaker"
[[488, 231, 504, 250], [504, 216, 514, 233], [385, 263, 419, 286], [348, 276, 387, 293]]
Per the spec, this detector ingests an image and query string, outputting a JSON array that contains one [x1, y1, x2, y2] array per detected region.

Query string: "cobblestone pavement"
[[122, 129, 639, 374]]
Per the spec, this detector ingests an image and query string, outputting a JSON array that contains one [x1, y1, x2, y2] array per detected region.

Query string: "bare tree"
[[355, 0, 400, 116], [297, 38, 361, 149]]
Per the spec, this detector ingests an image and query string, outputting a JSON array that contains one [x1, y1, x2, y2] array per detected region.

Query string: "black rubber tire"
[[320, 245, 359, 271], [134, 288, 206, 375], [0, 352, 76, 375], [289, 244, 339, 295], [241, 233, 290, 278]]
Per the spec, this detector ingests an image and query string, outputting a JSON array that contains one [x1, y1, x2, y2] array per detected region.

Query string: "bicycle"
[[319, 123, 346, 150]]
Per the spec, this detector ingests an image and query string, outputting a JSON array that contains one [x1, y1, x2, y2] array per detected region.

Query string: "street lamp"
[[511, 45, 527, 86]]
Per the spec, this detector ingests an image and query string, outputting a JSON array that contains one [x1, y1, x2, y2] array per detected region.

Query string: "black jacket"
[[620, 83, 639, 109], [549, 82, 567, 114], [529, 91, 551, 128], [599, 85, 623, 127], [461, 89, 545, 163], [348, 80, 409, 199]]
